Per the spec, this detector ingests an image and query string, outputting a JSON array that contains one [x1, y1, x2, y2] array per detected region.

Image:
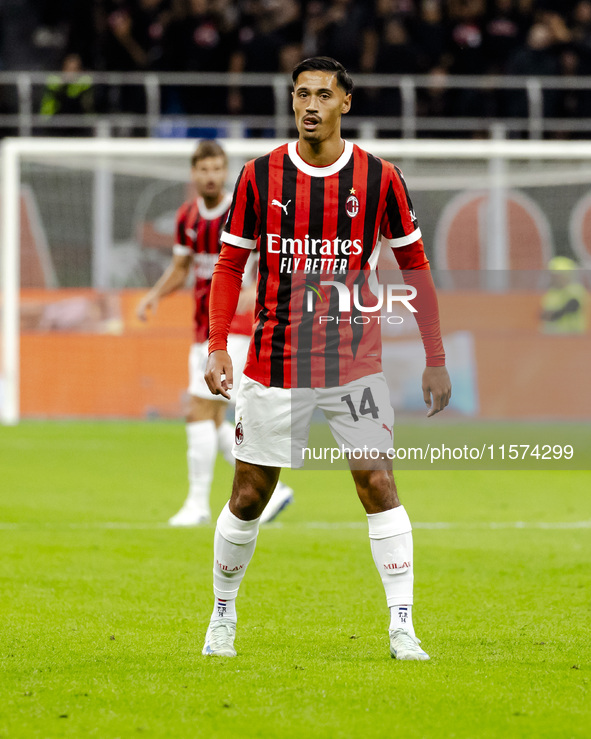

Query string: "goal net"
[[2, 138, 590, 424]]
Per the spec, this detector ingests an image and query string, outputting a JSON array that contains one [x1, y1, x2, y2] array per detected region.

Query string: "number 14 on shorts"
[[341, 386, 380, 422]]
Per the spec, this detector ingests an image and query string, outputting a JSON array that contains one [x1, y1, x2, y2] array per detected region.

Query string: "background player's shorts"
[[189, 334, 250, 403], [233, 372, 395, 468]]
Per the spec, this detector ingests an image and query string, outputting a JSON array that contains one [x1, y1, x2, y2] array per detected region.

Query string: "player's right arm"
[[136, 253, 192, 320], [136, 202, 193, 321], [205, 163, 260, 399]]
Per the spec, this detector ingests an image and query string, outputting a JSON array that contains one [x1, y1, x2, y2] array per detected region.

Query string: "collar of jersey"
[[197, 192, 232, 220], [288, 140, 353, 177]]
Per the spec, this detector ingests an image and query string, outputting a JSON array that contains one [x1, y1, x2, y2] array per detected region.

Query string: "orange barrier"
[[18, 288, 590, 419], [20, 289, 193, 419]]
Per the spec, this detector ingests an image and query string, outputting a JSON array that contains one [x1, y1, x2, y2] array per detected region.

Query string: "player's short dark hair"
[[191, 140, 227, 167], [291, 57, 353, 95]]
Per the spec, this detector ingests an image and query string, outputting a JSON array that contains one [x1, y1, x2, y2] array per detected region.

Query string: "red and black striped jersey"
[[221, 141, 428, 388], [174, 193, 251, 342]]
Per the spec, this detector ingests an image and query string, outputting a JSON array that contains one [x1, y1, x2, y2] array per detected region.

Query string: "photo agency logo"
[[304, 279, 418, 325]]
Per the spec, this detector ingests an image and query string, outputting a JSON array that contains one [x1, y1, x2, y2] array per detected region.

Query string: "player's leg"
[[321, 373, 429, 660], [204, 377, 300, 656], [214, 336, 295, 523], [203, 459, 280, 657], [168, 395, 228, 526], [351, 466, 428, 659], [169, 342, 226, 526]]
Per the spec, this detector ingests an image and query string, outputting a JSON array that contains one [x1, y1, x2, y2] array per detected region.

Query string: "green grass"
[[0, 421, 590, 738]]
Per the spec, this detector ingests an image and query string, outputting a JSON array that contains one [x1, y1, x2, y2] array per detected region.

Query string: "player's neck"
[[200, 192, 224, 210], [297, 136, 345, 167]]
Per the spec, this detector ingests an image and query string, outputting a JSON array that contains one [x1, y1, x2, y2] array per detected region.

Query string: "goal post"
[[2, 136, 591, 424]]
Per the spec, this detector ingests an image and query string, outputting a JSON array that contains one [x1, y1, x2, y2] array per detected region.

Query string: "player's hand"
[[422, 365, 451, 417], [136, 295, 157, 321], [205, 350, 234, 400]]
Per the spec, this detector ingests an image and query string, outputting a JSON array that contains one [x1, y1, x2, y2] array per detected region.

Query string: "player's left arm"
[[381, 165, 451, 416], [398, 255, 451, 417]]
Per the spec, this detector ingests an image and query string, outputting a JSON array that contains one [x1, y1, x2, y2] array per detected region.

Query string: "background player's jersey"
[[221, 141, 426, 388], [174, 193, 251, 343]]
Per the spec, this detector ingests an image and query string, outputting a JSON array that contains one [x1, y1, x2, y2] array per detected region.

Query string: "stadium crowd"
[[2, 0, 591, 126]]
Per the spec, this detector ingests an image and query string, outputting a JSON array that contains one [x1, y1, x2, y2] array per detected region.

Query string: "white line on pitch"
[[0, 521, 590, 530]]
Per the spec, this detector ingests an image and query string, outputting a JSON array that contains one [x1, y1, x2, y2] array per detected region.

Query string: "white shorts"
[[233, 372, 395, 468], [189, 334, 250, 403]]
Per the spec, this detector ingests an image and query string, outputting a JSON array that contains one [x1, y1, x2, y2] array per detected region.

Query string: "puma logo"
[[272, 199, 291, 215], [382, 423, 393, 439]]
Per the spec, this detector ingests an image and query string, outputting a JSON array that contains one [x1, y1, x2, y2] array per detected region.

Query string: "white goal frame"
[[3, 136, 591, 424]]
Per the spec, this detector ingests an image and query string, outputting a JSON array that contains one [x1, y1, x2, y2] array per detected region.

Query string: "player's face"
[[191, 155, 227, 200], [292, 71, 351, 143]]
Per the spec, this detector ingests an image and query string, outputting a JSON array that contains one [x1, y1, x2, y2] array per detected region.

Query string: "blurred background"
[[3, 0, 591, 138], [0, 0, 590, 429]]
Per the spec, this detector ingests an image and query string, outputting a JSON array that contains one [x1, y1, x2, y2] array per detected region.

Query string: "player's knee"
[[230, 477, 272, 519], [185, 396, 216, 424], [355, 468, 398, 511], [230, 461, 279, 518], [358, 468, 392, 496], [230, 486, 267, 519]]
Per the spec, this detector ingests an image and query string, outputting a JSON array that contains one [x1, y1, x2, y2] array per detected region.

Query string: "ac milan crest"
[[235, 421, 244, 445], [346, 194, 359, 218]]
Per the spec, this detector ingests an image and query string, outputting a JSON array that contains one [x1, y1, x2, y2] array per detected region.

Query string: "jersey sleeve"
[[380, 165, 445, 366], [173, 202, 193, 257], [208, 244, 251, 353], [221, 162, 260, 250], [380, 165, 422, 249]]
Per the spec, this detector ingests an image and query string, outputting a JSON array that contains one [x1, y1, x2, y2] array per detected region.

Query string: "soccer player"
[[203, 58, 451, 660], [136, 140, 294, 526]]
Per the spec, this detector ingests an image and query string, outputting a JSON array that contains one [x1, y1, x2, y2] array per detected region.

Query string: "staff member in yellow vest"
[[40, 53, 94, 136], [540, 257, 588, 334]]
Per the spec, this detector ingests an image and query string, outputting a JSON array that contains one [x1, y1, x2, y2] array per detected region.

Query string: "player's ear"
[[291, 90, 295, 110], [342, 94, 351, 115]]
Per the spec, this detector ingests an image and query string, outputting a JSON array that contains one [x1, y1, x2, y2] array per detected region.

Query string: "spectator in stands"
[[570, 0, 591, 68], [312, 0, 375, 72], [162, 0, 239, 116], [99, 0, 172, 123], [442, 0, 493, 122], [227, 0, 302, 126], [444, 0, 487, 75], [102, 1, 168, 71], [368, 18, 422, 125], [483, 0, 526, 74], [417, 65, 454, 135], [301, 0, 326, 59], [411, 0, 447, 72], [504, 22, 560, 122], [39, 53, 95, 136]]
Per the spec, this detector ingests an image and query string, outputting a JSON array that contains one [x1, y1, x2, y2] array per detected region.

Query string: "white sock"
[[211, 596, 237, 622], [185, 420, 217, 514], [389, 604, 414, 635], [217, 421, 236, 465], [212, 502, 260, 618], [367, 506, 415, 635]]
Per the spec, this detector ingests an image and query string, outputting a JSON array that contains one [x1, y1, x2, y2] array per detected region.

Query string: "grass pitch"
[[0, 421, 589, 738]]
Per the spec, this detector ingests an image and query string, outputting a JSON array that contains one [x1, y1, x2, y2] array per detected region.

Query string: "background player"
[[136, 140, 294, 526], [203, 58, 451, 660]]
